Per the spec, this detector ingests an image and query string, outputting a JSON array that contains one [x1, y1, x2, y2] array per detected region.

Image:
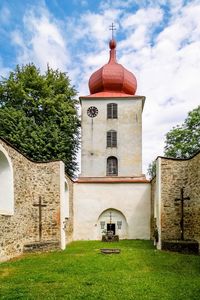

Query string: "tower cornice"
[[79, 95, 146, 110]]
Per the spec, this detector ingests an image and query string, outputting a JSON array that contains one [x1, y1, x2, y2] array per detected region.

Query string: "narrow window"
[[107, 156, 118, 176], [107, 130, 117, 147], [107, 103, 117, 119]]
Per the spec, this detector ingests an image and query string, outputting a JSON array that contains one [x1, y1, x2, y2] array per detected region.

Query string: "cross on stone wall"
[[33, 196, 47, 241], [175, 187, 190, 240]]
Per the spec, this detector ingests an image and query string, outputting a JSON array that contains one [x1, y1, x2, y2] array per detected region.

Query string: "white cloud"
[[118, 7, 164, 51], [122, 7, 163, 28], [168, 0, 188, 15], [11, 5, 70, 72], [66, 9, 122, 49], [99, 0, 133, 10]]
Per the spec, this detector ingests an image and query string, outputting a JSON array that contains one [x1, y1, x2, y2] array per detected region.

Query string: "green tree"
[[164, 106, 200, 158], [0, 64, 80, 177], [147, 160, 156, 179]]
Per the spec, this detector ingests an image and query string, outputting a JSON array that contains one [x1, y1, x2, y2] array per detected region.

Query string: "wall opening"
[[60, 170, 70, 250], [98, 208, 127, 239], [0, 146, 14, 215]]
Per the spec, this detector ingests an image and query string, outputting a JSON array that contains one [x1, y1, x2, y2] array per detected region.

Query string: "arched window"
[[107, 103, 117, 119], [107, 156, 118, 176], [107, 130, 117, 147], [0, 146, 14, 215]]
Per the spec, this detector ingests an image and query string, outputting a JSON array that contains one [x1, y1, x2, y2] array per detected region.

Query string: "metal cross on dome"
[[109, 23, 116, 39]]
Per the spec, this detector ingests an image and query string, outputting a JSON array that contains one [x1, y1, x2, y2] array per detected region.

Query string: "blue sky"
[[0, 0, 200, 173]]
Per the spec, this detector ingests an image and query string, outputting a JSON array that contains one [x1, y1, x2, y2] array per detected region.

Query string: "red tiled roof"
[[75, 176, 149, 183]]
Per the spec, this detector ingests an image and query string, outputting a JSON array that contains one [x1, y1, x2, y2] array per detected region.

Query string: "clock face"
[[87, 106, 98, 118]]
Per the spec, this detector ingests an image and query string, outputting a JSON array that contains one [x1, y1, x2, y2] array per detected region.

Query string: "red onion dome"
[[89, 39, 137, 96]]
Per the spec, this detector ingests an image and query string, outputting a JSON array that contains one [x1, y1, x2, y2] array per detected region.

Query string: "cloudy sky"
[[0, 0, 200, 174]]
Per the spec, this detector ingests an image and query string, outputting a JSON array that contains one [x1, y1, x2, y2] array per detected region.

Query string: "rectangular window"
[[107, 103, 117, 119], [107, 131, 117, 147]]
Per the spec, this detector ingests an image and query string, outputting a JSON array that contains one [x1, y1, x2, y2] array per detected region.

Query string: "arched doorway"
[[0, 145, 14, 215], [98, 208, 128, 239]]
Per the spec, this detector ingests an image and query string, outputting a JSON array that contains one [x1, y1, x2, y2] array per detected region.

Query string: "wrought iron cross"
[[109, 211, 112, 230], [175, 187, 190, 240], [33, 196, 47, 241], [109, 211, 112, 224], [109, 23, 116, 39]]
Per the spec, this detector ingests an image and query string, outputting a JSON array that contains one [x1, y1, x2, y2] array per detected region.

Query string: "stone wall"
[[0, 138, 63, 261], [186, 153, 200, 242], [152, 151, 200, 247], [65, 176, 74, 244]]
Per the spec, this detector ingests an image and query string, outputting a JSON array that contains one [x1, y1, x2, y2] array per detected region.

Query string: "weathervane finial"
[[109, 23, 116, 39]]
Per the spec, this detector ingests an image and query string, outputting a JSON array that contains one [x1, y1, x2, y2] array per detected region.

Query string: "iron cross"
[[109, 211, 112, 230], [175, 187, 190, 240], [109, 211, 112, 224], [109, 23, 116, 39], [33, 196, 47, 241]]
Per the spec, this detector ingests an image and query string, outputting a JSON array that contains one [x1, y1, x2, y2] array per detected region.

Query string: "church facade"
[[0, 39, 199, 261]]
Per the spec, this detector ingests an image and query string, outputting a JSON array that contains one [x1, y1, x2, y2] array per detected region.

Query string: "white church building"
[[73, 38, 151, 241], [0, 38, 151, 261], [2, 37, 198, 262]]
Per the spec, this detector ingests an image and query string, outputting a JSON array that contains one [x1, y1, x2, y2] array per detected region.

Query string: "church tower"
[[80, 38, 145, 178], [74, 37, 150, 242]]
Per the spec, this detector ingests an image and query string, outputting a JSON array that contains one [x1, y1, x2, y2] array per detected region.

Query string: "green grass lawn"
[[0, 240, 200, 300]]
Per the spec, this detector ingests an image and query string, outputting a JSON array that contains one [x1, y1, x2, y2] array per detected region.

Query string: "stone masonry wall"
[[0, 139, 62, 261], [185, 153, 200, 242], [65, 176, 74, 244], [159, 152, 200, 244]]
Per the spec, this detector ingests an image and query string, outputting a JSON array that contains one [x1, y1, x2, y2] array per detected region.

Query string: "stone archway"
[[0, 146, 14, 215], [98, 208, 128, 240]]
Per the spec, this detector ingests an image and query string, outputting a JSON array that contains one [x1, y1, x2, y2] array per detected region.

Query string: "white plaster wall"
[[73, 182, 151, 240], [155, 158, 162, 249], [0, 146, 14, 215], [81, 97, 144, 177], [60, 162, 69, 250]]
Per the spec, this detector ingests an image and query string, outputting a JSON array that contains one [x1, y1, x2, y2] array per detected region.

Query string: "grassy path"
[[0, 240, 200, 299]]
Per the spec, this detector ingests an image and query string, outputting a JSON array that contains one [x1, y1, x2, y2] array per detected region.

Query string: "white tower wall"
[[80, 96, 145, 177]]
